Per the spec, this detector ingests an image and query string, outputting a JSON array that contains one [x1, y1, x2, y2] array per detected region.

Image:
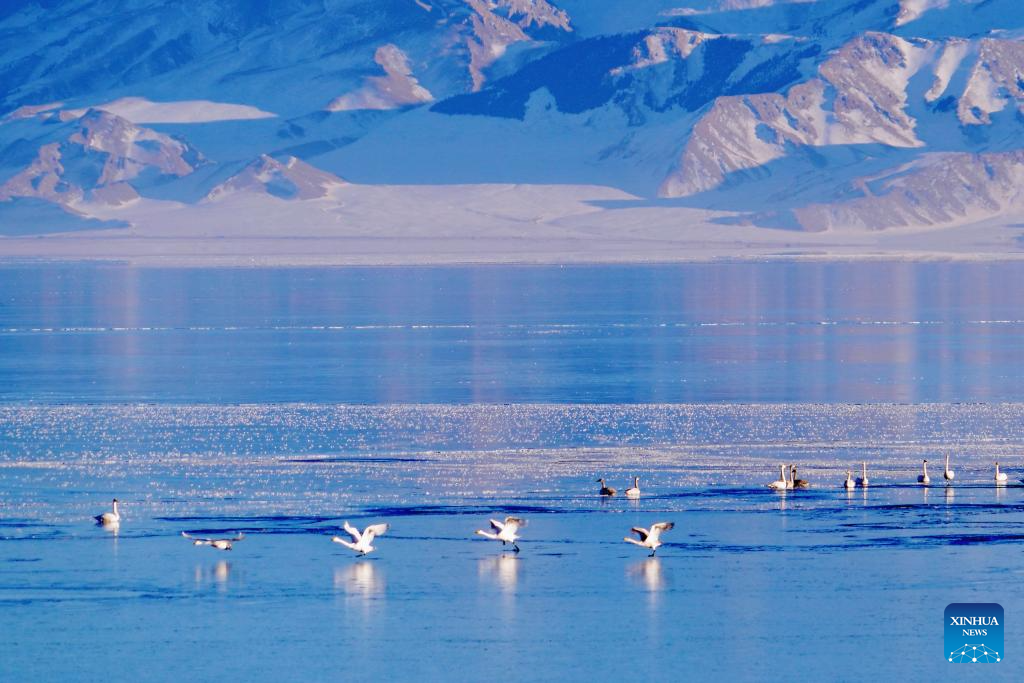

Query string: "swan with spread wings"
[[623, 522, 674, 556], [332, 521, 390, 556], [182, 531, 245, 551], [474, 516, 526, 552]]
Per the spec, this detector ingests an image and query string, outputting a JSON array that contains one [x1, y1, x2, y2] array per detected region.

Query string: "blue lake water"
[[2, 262, 1024, 681]]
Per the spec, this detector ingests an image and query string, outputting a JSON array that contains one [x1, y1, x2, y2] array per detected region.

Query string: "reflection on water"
[[629, 558, 666, 613], [628, 558, 665, 592], [334, 561, 383, 598], [843, 487, 870, 506], [7, 262, 1024, 403], [194, 561, 231, 593], [478, 555, 520, 593]]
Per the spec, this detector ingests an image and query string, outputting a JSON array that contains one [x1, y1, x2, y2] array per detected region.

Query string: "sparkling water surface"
[[2, 263, 1024, 681]]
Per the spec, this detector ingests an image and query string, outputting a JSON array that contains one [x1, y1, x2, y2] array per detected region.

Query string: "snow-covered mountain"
[[2, 0, 1024, 247], [0, 108, 204, 207]]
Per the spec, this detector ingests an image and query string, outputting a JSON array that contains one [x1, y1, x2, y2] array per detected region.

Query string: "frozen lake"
[[2, 263, 1024, 681]]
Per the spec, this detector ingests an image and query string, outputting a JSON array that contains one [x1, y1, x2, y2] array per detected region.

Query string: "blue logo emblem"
[[945, 603, 1003, 663]]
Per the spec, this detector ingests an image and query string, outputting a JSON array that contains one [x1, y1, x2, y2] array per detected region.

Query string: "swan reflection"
[[628, 557, 665, 592], [194, 561, 231, 592], [478, 554, 520, 593], [334, 560, 384, 597]]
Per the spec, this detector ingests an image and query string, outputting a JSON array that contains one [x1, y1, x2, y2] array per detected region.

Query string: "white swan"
[[844, 469, 856, 490], [623, 522, 675, 557], [475, 516, 526, 552], [94, 498, 120, 526], [791, 465, 809, 489], [597, 478, 617, 496], [624, 477, 641, 499], [768, 465, 788, 490], [995, 462, 1008, 483], [918, 459, 931, 484], [332, 521, 390, 556], [944, 453, 955, 482], [182, 531, 244, 551], [855, 462, 869, 487]]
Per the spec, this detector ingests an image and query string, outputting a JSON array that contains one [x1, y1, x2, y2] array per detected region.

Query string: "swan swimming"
[[182, 531, 244, 551], [768, 465, 788, 490], [995, 462, 1008, 483], [918, 459, 931, 484], [624, 477, 641, 499], [597, 478, 617, 496], [623, 522, 675, 557], [943, 453, 955, 482], [332, 521, 390, 556], [475, 516, 526, 552], [94, 498, 121, 526], [844, 469, 856, 490], [855, 462, 869, 487], [790, 465, 809, 489]]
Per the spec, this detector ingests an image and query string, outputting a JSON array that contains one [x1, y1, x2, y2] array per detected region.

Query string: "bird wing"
[[181, 532, 212, 542], [232, 532, 245, 542], [630, 527, 650, 542], [332, 536, 357, 550], [488, 519, 505, 532], [362, 523, 389, 542], [649, 522, 674, 541], [342, 521, 362, 542], [503, 517, 526, 532]]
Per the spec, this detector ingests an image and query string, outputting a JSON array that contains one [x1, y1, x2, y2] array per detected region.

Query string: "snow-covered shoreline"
[[2, 180, 1022, 266]]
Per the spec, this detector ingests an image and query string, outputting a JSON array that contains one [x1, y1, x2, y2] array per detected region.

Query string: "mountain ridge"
[[1, 0, 1023, 257]]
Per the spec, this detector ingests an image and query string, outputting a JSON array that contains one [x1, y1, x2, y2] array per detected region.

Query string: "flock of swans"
[[770, 455, 1017, 490], [91, 457, 1015, 558], [92, 495, 675, 557]]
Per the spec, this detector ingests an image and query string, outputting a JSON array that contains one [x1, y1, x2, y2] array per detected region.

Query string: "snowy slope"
[[205, 154, 345, 201]]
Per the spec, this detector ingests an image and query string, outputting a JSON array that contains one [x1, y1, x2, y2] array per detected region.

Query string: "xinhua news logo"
[[945, 603, 1003, 663]]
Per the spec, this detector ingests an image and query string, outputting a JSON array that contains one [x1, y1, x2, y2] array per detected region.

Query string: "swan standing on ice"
[[332, 522, 390, 556], [624, 522, 675, 557], [475, 517, 526, 552], [94, 499, 121, 526], [918, 459, 931, 484], [768, 465, 788, 490], [624, 477, 641, 499], [597, 478, 617, 496], [182, 531, 244, 551], [856, 462, 869, 487], [995, 462, 1008, 483], [943, 454, 955, 483], [791, 466, 809, 489], [844, 470, 856, 490]]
